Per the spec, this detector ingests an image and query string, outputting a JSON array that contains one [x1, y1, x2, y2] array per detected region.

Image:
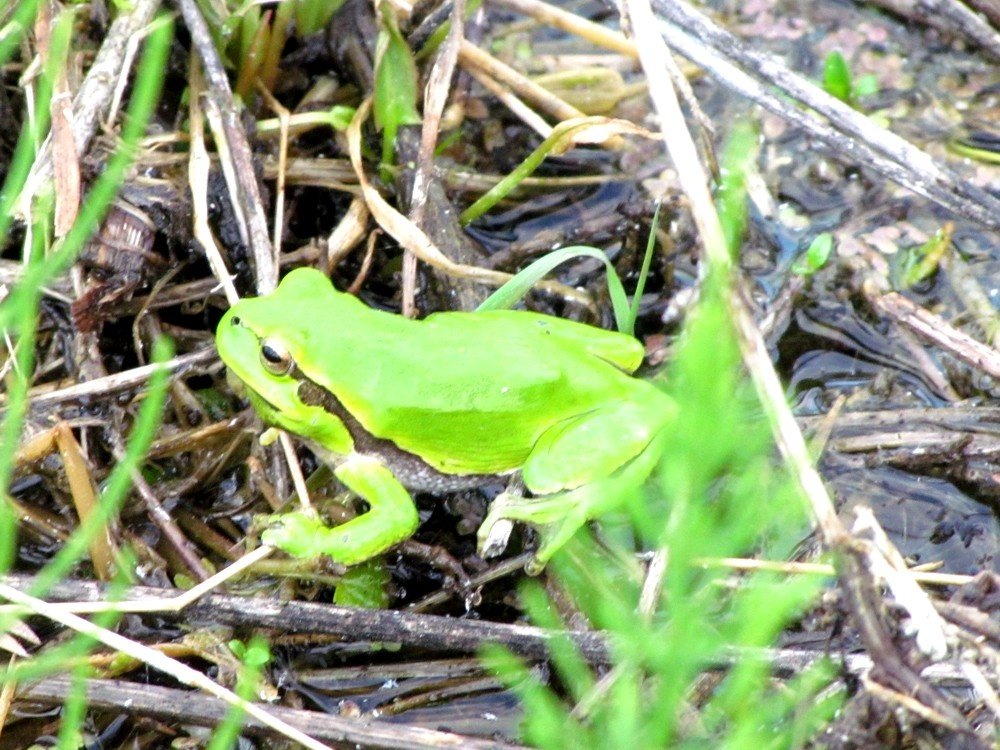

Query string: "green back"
[[238, 269, 651, 474]]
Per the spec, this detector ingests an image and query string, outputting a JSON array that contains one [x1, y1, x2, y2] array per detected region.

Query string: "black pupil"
[[261, 345, 283, 364]]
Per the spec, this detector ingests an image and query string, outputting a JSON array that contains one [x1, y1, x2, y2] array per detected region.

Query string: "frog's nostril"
[[231, 316, 241, 326]]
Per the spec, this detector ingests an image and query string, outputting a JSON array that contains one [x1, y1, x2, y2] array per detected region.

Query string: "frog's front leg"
[[262, 454, 419, 565]]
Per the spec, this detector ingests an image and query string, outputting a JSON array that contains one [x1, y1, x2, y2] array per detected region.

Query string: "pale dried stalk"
[[0, 580, 332, 750]]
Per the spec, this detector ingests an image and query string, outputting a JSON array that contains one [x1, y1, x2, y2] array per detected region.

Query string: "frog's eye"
[[259, 338, 293, 375]]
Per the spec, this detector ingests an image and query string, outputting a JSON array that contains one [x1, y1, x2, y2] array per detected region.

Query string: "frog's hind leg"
[[522, 395, 673, 494], [479, 439, 662, 572], [479, 480, 632, 573]]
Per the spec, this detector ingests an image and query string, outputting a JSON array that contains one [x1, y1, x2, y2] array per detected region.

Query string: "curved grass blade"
[[476, 245, 633, 334]]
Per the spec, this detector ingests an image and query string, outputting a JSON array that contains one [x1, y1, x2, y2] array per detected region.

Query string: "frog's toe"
[[530, 514, 588, 569], [477, 517, 514, 559]]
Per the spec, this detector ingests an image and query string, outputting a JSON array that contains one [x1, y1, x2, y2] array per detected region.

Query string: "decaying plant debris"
[[3, 0, 1000, 746]]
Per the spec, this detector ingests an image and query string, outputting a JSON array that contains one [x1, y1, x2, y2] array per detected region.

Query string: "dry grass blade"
[[401, 0, 467, 312], [628, 1, 998, 734], [173, 0, 276, 293], [0, 634, 28, 658], [851, 508, 950, 660], [0, 349, 217, 411], [347, 98, 509, 287], [0, 582, 336, 750], [491, 0, 638, 57], [459, 40, 586, 123], [55, 423, 116, 581], [324, 196, 370, 273], [464, 66, 552, 137], [47, 6, 80, 238], [0, 618, 41, 657], [258, 83, 291, 261], [12, 0, 161, 221], [188, 54, 240, 305]]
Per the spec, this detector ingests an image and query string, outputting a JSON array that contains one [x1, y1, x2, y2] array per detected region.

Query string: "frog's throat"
[[294, 379, 501, 493]]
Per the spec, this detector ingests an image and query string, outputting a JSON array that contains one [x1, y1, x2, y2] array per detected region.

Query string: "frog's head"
[[216, 269, 354, 454]]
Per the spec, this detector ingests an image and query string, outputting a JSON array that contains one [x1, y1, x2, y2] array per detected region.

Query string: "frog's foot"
[[478, 477, 639, 573], [261, 510, 336, 559], [476, 488, 593, 572], [478, 515, 515, 562]]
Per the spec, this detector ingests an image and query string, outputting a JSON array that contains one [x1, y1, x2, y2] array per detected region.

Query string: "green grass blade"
[[460, 118, 617, 226], [624, 201, 661, 334], [0, 0, 41, 67], [476, 245, 633, 333]]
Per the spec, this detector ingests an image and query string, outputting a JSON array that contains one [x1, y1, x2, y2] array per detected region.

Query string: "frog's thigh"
[[522, 400, 663, 494]]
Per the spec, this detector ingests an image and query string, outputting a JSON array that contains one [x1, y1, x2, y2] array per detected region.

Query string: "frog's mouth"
[[225, 368, 285, 423], [225, 369, 249, 399]]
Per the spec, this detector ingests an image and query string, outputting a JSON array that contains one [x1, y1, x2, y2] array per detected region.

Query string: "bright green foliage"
[[0, 0, 41, 65], [213, 0, 344, 98], [891, 222, 952, 289], [716, 121, 758, 258], [209, 637, 272, 750], [853, 73, 879, 98], [822, 51, 852, 103], [374, 2, 422, 170], [477, 204, 660, 337], [483, 121, 841, 747], [484, 273, 840, 748], [334, 557, 392, 608], [459, 119, 618, 226], [0, 16, 173, 584], [822, 50, 879, 106], [294, 0, 344, 35], [0, 24, 175, 742], [792, 233, 834, 276], [476, 245, 635, 334]]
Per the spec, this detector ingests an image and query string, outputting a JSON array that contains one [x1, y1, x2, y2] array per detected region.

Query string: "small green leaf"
[[894, 223, 953, 289], [294, 0, 344, 35], [853, 73, 879, 98], [822, 51, 852, 103], [624, 202, 660, 335], [328, 105, 356, 131], [791, 233, 834, 276], [716, 120, 759, 260], [228, 639, 247, 660], [334, 558, 391, 608]]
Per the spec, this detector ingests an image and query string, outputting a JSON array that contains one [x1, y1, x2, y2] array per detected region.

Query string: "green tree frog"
[[216, 267, 674, 571]]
